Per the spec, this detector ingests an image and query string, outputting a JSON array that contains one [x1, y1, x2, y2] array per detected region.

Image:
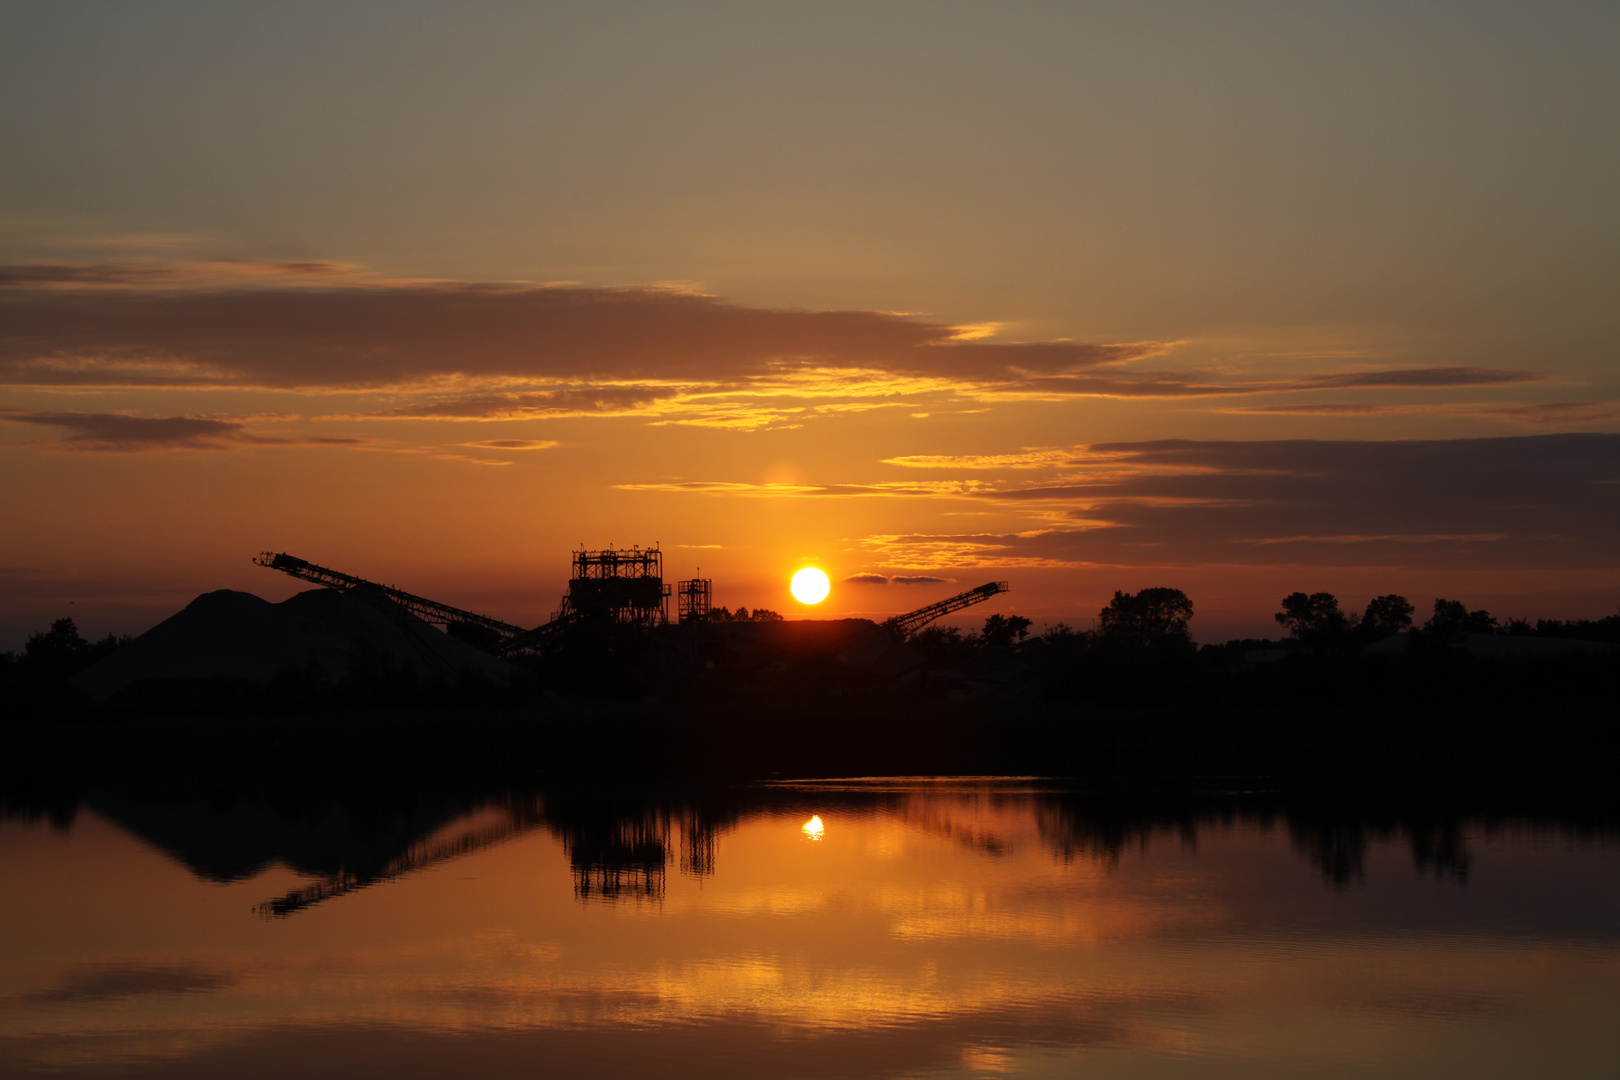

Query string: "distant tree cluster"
[[1274, 592, 1416, 647], [1096, 588, 1194, 648], [700, 606, 784, 623], [907, 588, 1194, 670], [6, 618, 128, 679], [900, 584, 1619, 688], [1266, 592, 1620, 648]]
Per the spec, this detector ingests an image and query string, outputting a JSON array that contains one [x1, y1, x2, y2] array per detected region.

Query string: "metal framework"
[[676, 578, 712, 623], [253, 552, 525, 639], [884, 581, 1010, 636], [490, 615, 574, 657], [558, 547, 671, 627]]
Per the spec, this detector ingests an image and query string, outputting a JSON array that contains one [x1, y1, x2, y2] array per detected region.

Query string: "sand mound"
[[73, 588, 513, 702]]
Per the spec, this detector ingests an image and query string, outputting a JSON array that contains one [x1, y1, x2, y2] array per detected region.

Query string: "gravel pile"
[[73, 588, 513, 702]]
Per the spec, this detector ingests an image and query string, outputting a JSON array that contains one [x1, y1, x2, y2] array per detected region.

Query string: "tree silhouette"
[[1425, 598, 1497, 641], [19, 617, 129, 679], [981, 613, 1032, 649], [1275, 592, 1349, 645], [705, 606, 784, 623], [1096, 588, 1193, 648], [1359, 594, 1414, 637]]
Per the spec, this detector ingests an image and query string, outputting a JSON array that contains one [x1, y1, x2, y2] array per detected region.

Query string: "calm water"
[[2, 778, 1618, 1078]]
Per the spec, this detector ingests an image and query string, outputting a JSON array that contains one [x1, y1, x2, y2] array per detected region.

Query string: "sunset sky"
[[3, 1, 1617, 647]]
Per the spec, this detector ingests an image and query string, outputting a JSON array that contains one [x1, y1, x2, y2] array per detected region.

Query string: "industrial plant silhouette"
[[3, 543, 1615, 786]]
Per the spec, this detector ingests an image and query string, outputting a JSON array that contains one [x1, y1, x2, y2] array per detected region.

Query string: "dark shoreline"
[[5, 692, 1616, 798]]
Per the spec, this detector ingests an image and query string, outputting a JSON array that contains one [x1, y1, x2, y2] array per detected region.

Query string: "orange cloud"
[[0, 264, 1166, 393], [647, 435, 1619, 572]]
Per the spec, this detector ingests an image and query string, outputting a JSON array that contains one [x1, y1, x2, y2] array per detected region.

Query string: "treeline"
[[905, 587, 1617, 714], [909, 587, 1620, 658], [4, 588, 1615, 721], [1, 618, 128, 681], [1267, 591, 1620, 648]]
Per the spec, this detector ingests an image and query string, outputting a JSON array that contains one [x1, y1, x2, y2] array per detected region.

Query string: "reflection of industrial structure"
[[252, 809, 531, 919], [561, 809, 727, 903], [570, 817, 669, 903]]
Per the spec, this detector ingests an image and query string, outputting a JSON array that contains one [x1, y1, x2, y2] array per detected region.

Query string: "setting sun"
[[790, 568, 830, 606]]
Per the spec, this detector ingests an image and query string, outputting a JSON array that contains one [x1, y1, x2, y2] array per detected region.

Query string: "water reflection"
[[3, 779, 1619, 1079], [6, 781, 1620, 913]]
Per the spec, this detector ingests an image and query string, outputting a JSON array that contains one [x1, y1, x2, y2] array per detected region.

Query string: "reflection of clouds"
[[11, 959, 247, 1006], [886, 908, 1158, 946]]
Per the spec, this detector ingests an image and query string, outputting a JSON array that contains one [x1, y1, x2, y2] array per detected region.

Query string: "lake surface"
[[2, 778, 1618, 1078]]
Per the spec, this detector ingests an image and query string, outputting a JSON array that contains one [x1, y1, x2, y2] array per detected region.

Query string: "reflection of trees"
[[1286, 808, 1478, 887], [899, 798, 1014, 857], [1031, 792, 1556, 888], [17, 780, 1620, 909], [1035, 794, 1226, 870], [0, 787, 79, 831]]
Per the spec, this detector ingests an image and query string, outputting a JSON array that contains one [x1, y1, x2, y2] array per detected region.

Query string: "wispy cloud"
[[841, 573, 954, 585], [614, 479, 993, 497], [0, 409, 367, 452], [883, 448, 1077, 470], [1474, 401, 1620, 425], [456, 439, 558, 450], [377, 386, 684, 420], [0, 259, 362, 290], [1222, 400, 1619, 425], [1303, 367, 1541, 389]]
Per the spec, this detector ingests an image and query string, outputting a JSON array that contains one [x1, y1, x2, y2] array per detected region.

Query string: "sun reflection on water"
[[801, 814, 825, 840]]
